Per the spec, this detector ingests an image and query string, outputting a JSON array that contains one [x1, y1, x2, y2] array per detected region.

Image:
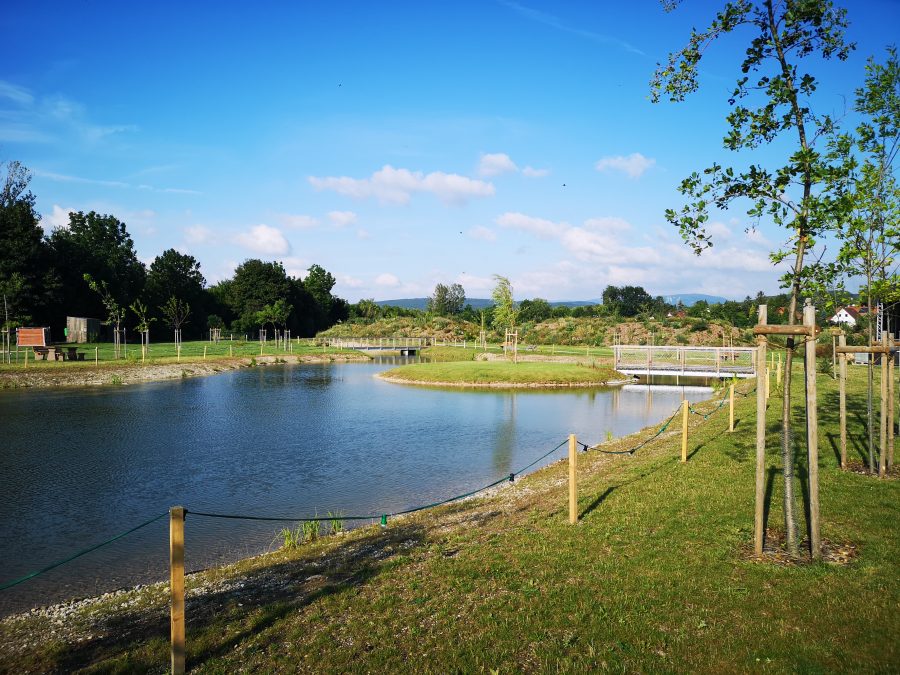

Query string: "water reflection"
[[0, 360, 711, 615]]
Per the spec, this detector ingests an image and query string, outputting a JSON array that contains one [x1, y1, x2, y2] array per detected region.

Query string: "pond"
[[0, 359, 712, 616]]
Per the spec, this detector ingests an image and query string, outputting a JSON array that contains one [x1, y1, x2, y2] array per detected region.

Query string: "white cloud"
[[478, 153, 518, 177], [707, 221, 732, 240], [328, 210, 358, 227], [309, 165, 495, 206], [595, 152, 656, 179], [375, 273, 401, 287], [0, 80, 35, 105], [338, 275, 365, 289], [46, 205, 73, 230], [522, 165, 550, 178], [469, 225, 497, 242], [356, 228, 371, 239], [233, 224, 290, 255], [495, 211, 566, 238], [745, 227, 772, 247], [185, 225, 214, 245], [455, 273, 495, 296], [583, 216, 631, 232], [280, 214, 319, 229], [281, 256, 311, 278], [33, 169, 199, 195]]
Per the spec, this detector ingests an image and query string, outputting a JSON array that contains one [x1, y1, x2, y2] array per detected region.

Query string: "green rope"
[[190, 439, 570, 526], [586, 405, 681, 455], [0, 512, 168, 592]]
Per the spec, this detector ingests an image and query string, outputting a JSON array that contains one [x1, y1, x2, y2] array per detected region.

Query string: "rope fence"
[[0, 383, 753, 673]]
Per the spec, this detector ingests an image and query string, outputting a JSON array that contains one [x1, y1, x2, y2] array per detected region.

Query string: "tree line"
[[0, 161, 348, 341]]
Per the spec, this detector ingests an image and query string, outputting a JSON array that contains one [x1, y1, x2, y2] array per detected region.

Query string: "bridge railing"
[[614, 345, 756, 375], [328, 337, 428, 350]]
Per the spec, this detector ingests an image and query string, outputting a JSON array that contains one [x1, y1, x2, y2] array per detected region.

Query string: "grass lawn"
[[380, 360, 622, 386], [0, 339, 349, 370], [0, 364, 897, 672]]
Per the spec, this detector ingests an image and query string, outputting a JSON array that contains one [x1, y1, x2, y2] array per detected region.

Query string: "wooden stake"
[[203, 346, 207, 360], [681, 399, 689, 463], [766, 367, 770, 400], [170, 506, 186, 675], [24, 347, 28, 369], [880, 332, 888, 478], [754, 305, 767, 556], [729, 383, 735, 433], [838, 333, 847, 470], [568, 434, 578, 524], [95, 346, 98, 365], [776, 353, 782, 388], [803, 300, 820, 559], [889, 337, 895, 471]]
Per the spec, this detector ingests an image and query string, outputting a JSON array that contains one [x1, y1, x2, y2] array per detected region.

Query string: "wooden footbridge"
[[614, 345, 757, 378], [327, 337, 427, 355]]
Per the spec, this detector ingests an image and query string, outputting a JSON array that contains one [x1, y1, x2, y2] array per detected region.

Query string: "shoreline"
[[376, 372, 635, 389], [0, 353, 371, 390]]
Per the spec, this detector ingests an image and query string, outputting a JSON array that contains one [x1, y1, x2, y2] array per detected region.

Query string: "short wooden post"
[[95, 346, 98, 365], [170, 506, 186, 674], [203, 346, 207, 360], [681, 399, 689, 463], [754, 305, 767, 556], [838, 333, 847, 470], [568, 434, 578, 524], [879, 332, 888, 478], [177, 345, 181, 362], [729, 383, 735, 433], [776, 353, 782, 388], [803, 300, 820, 559], [765, 367, 770, 399], [24, 348, 28, 369]]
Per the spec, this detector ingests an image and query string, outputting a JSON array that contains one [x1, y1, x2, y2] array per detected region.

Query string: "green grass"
[[381, 360, 622, 386], [0, 339, 352, 370], [1, 366, 897, 672]]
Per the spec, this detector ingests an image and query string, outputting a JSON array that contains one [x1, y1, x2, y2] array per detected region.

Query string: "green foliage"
[[51, 211, 146, 321], [490, 275, 518, 331], [129, 299, 156, 333], [84, 274, 126, 331], [427, 283, 466, 316], [0, 161, 56, 328], [518, 298, 553, 324], [602, 285, 655, 317], [328, 512, 344, 535], [302, 519, 321, 543], [159, 296, 191, 332]]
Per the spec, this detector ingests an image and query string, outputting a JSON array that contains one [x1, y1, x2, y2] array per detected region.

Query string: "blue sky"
[[3, 1, 898, 302]]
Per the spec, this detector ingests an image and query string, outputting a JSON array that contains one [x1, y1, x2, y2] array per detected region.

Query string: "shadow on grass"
[[43, 500, 506, 672], [580, 487, 617, 519]]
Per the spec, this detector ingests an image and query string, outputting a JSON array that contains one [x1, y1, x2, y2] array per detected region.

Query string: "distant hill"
[[375, 294, 726, 310]]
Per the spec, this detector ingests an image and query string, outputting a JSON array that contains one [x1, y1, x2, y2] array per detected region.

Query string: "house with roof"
[[829, 305, 867, 327]]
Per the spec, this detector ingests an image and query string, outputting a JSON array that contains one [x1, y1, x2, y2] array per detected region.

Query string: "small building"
[[829, 306, 862, 327], [66, 317, 101, 343]]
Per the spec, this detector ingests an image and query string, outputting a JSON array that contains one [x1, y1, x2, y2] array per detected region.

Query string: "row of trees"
[[0, 162, 348, 341]]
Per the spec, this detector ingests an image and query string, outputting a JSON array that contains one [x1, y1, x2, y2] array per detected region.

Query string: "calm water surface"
[[0, 359, 711, 615]]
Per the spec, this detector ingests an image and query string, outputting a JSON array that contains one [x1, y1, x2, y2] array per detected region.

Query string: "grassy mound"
[[379, 361, 623, 387]]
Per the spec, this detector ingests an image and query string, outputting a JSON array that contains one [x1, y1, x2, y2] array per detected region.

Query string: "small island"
[[378, 361, 628, 388]]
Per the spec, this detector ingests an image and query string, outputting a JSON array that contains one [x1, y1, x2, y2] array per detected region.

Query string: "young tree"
[[651, 0, 854, 554], [84, 274, 126, 358], [490, 275, 518, 332], [160, 296, 191, 345], [130, 299, 156, 358], [829, 48, 900, 472]]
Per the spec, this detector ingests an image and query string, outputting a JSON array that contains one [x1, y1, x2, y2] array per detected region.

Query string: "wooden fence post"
[[776, 353, 782, 388], [838, 333, 847, 470], [729, 383, 735, 433], [170, 506, 186, 675], [754, 305, 767, 556], [568, 434, 578, 524], [203, 346, 207, 360], [880, 332, 888, 478], [95, 346, 98, 365], [889, 337, 895, 471], [681, 399, 689, 463], [803, 300, 820, 559]]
